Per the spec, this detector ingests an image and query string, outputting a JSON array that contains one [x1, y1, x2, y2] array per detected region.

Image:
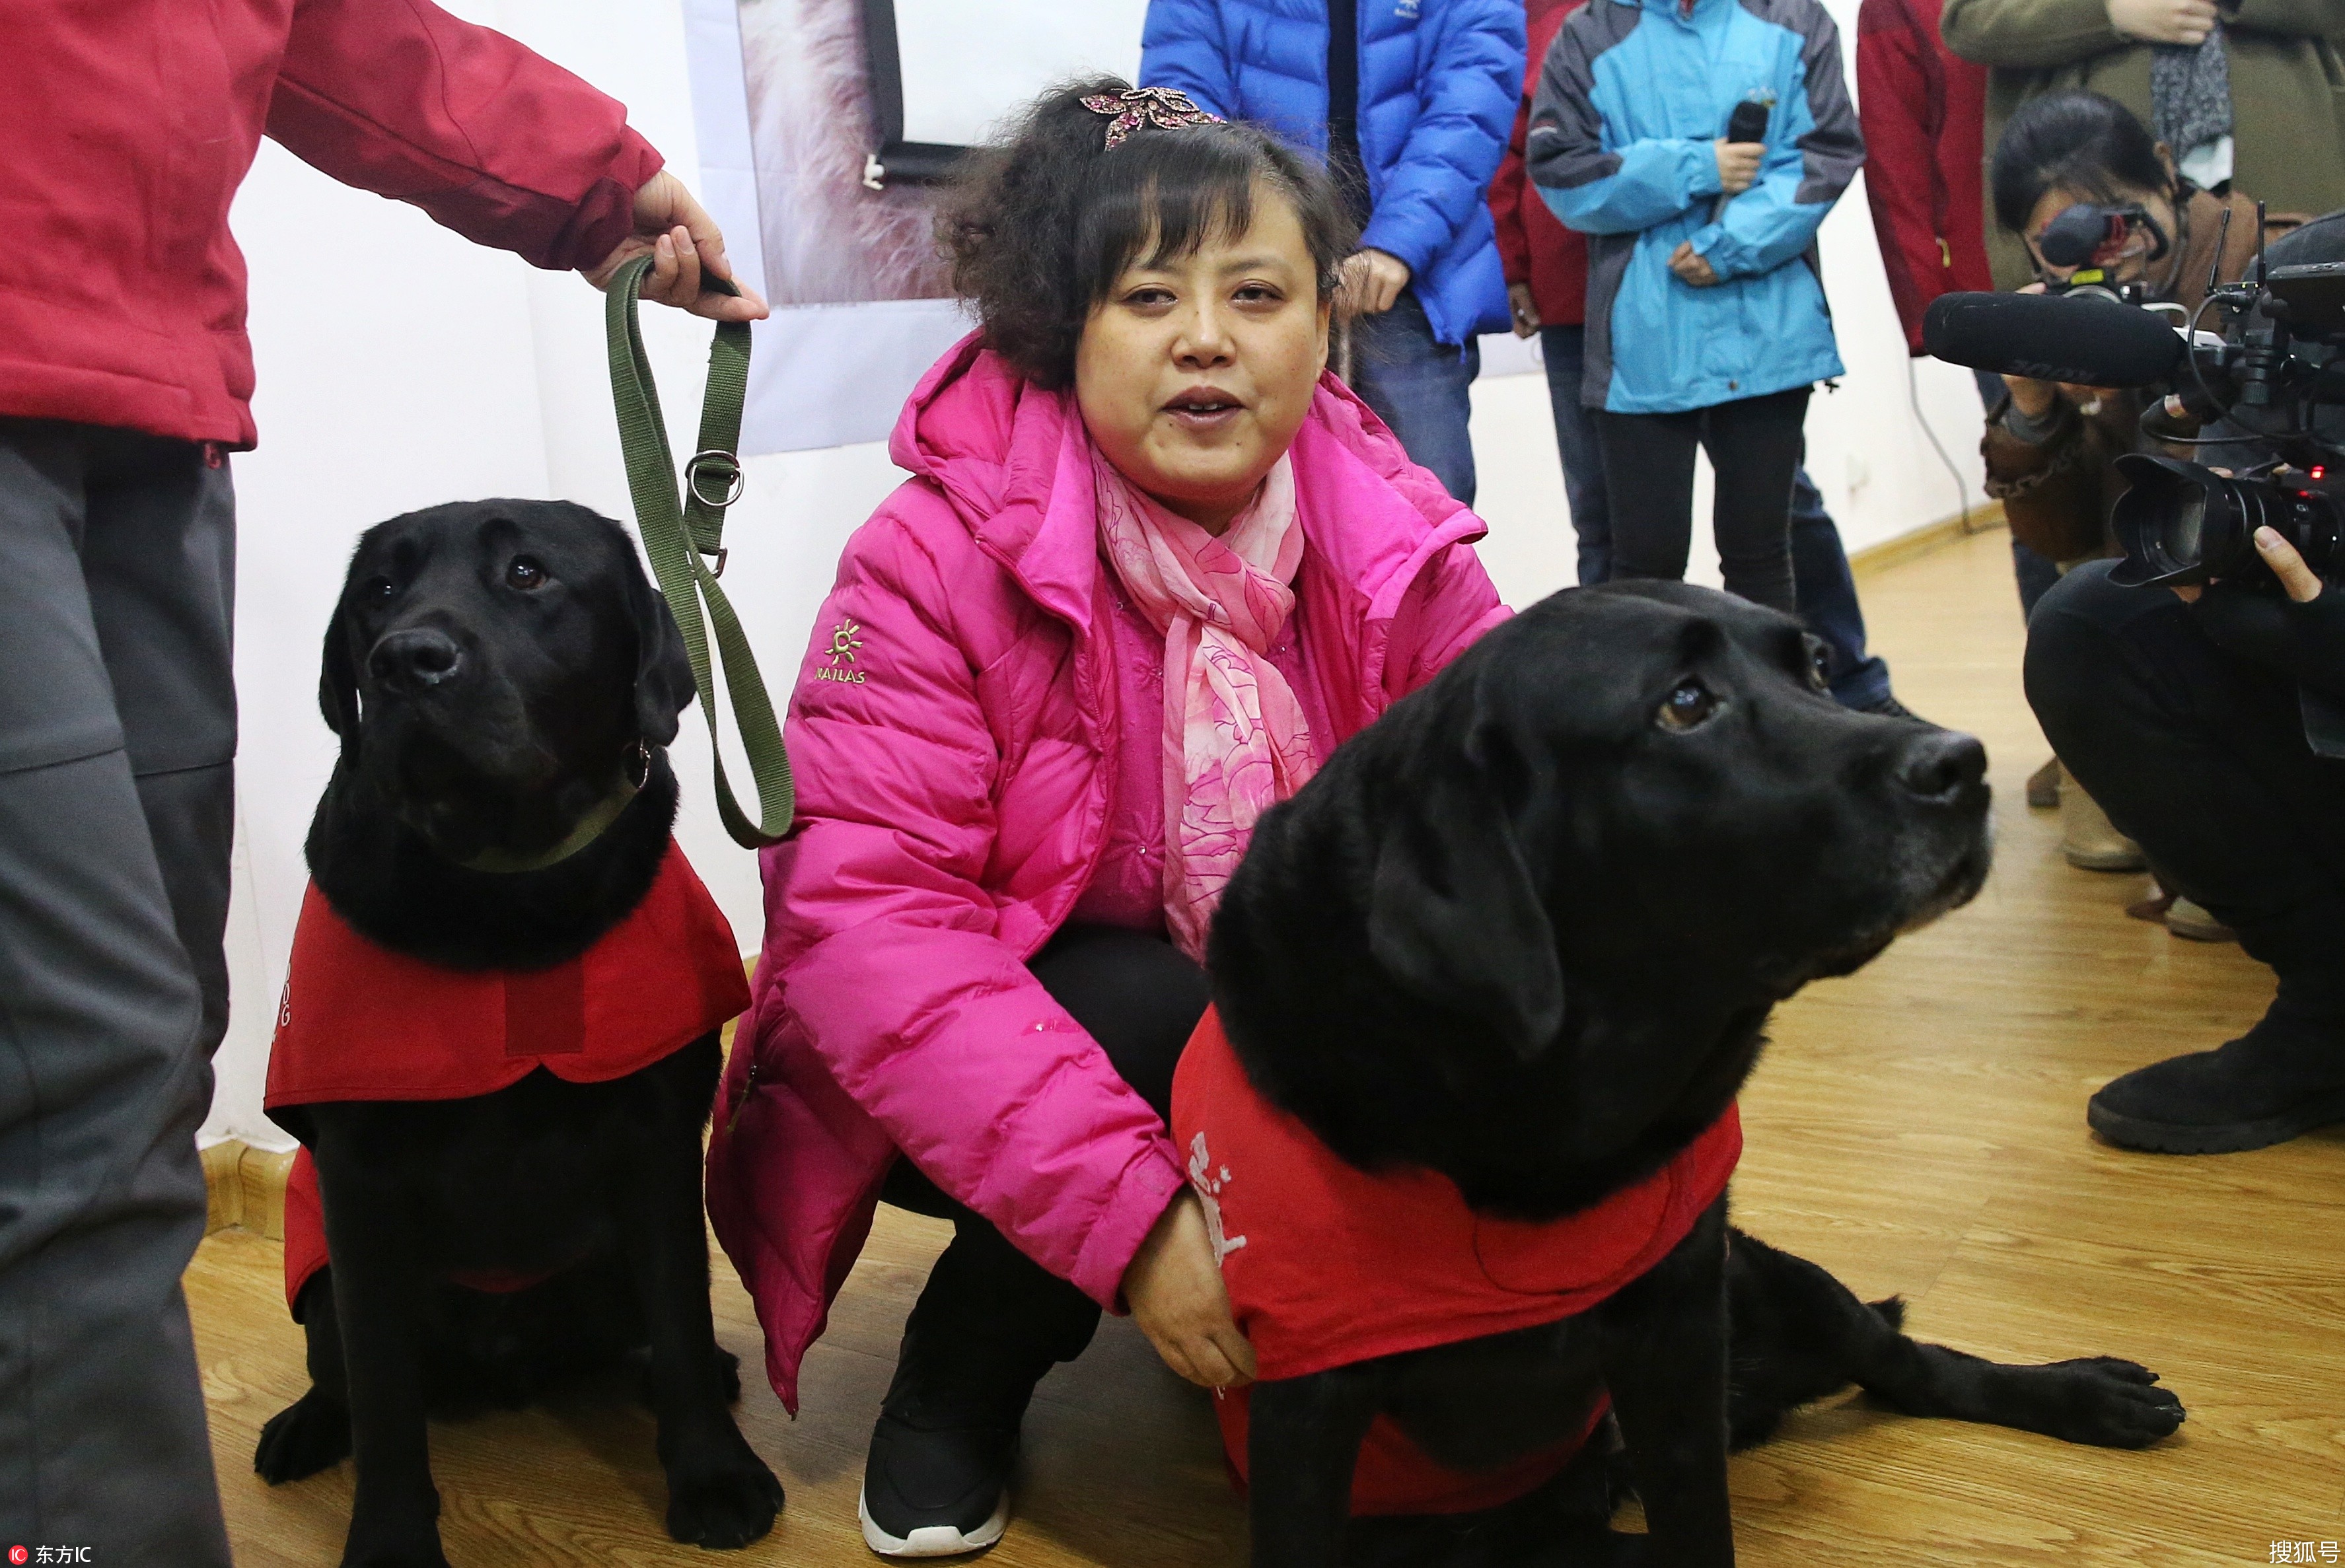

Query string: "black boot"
[[2089, 935, 2345, 1153], [859, 1219, 1099, 1557], [2089, 1017, 2345, 1153]]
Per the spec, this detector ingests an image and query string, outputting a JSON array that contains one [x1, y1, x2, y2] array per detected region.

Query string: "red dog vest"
[[268, 840, 749, 1312], [1170, 1006, 1741, 1517]]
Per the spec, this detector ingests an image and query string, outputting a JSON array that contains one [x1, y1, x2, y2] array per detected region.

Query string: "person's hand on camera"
[[2001, 374, 2062, 420], [2106, 0, 2217, 44], [583, 170, 770, 324], [1338, 248, 1412, 316], [1669, 242, 1721, 288], [1125, 1190, 1255, 1389], [2254, 526, 2327, 604], [2001, 373, 2115, 423], [1508, 282, 1541, 338], [1714, 139, 1765, 197]]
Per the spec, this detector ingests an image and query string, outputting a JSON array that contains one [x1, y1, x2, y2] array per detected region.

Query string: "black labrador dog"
[[252, 500, 782, 1565], [1208, 581, 2183, 1567]]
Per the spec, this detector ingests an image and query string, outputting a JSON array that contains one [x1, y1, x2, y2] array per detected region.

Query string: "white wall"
[[204, 0, 1988, 1151]]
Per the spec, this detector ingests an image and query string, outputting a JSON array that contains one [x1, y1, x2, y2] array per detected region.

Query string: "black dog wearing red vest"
[[1199, 582, 2185, 1567], [252, 500, 783, 1565]]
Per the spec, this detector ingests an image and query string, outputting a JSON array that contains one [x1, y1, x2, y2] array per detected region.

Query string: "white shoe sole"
[[859, 1483, 1010, 1558]]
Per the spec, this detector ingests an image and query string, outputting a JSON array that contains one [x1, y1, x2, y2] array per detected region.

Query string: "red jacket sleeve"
[[1856, 0, 1949, 355], [1491, 94, 1535, 289], [264, 0, 663, 271]]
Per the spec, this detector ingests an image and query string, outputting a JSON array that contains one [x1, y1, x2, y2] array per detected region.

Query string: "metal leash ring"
[[685, 448, 746, 509]]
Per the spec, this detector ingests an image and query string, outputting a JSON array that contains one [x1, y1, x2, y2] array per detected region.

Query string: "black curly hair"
[[937, 77, 1357, 390]]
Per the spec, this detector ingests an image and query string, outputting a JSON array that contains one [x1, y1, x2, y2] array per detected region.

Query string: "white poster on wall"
[[685, 0, 1149, 455], [892, 0, 1151, 147], [682, 0, 1537, 456]]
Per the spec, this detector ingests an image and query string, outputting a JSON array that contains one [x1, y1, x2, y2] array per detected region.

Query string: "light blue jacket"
[[1140, 0, 1525, 347], [1527, 0, 1862, 413]]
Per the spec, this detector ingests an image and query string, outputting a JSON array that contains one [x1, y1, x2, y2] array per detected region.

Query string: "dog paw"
[[255, 1389, 353, 1483], [2021, 1357, 2187, 1448], [665, 1439, 785, 1549]]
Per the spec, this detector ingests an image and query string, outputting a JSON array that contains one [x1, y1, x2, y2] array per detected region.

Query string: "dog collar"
[[454, 740, 653, 875], [456, 778, 642, 874]]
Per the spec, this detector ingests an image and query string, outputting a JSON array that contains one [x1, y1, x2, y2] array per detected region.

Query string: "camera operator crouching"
[[2024, 205, 2345, 1156], [1982, 91, 2304, 876]]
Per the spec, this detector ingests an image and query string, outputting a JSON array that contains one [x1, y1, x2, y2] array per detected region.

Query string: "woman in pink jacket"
[[706, 80, 1507, 1557]]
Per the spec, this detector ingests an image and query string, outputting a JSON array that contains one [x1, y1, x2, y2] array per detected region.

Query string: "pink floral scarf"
[[1094, 448, 1318, 962]]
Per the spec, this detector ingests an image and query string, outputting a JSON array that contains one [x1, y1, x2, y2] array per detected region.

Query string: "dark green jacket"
[[1941, 0, 2345, 286]]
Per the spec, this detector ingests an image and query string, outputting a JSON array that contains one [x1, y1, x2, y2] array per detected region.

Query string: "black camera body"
[[2109, 247, 2345, 591], [2110, 454, 2342, 587], [2048, 271, 2155, 308]]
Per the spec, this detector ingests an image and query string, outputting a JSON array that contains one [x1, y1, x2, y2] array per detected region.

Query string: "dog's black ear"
[[624, 553, 698, 747], [318, 592, 361, 741], [1366, 729, 1566, 1061]]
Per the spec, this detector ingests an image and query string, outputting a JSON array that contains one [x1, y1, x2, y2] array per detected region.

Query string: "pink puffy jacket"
[[707, 336, 1509, 1411]]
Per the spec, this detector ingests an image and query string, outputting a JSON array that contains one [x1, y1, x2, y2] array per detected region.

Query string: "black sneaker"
[[859, 1400, 1017, 1556]]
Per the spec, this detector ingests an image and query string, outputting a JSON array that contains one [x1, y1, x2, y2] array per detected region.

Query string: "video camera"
[[2035, 201, 2167, 308], [1922, 211, 2345, 593]]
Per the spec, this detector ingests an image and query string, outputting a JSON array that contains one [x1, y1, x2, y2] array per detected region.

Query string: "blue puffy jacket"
[[1527, 0, 1863, 414], [1140, 0, 1525, 347]]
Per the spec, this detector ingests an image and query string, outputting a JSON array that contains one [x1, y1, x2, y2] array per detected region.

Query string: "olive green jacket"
[[1941, 0, 2345, 286]]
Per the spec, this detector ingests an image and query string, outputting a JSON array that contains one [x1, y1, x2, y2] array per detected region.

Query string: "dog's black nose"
[[1894, 730, 1987, 804], [368, 629, 464, 691]]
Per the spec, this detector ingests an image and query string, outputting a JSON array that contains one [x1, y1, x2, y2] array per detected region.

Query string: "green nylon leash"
[[605, 252, 793, 848]]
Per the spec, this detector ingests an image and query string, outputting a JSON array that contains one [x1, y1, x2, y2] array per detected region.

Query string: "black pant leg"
[[1025, 924, 1209, 1122], [2026, 562, 2345, 1018], [1596, 408, 1702, 587], [1698, 387, 1809, 616], [883, 926, 1209, 1402]]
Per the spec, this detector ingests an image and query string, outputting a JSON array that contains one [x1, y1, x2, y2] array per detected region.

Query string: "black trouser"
[[879, 925, 1209, 1406], [0, 420, 236, 1561], [2025, 561, 2345, 1030], [1596, 386, 1811, 615]]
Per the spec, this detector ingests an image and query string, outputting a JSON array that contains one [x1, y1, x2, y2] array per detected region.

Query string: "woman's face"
[[1075, 184, 1331, 536], [2021, 168, 2181, 288]]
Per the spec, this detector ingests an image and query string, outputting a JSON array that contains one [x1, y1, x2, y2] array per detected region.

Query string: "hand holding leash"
[[606, 254, 794, 847]]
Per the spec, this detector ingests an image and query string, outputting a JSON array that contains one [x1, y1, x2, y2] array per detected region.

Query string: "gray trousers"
[[0, 419, 236, 1562]]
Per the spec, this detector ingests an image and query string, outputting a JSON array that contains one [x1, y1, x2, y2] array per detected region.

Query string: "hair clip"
[[1080, 87, 1225, 151]]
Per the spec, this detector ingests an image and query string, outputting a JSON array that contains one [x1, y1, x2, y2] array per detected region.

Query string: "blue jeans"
[[1350, 290, 1480, 505], [1787, 466, 1894, 709], [1539, 324, 1612, 585]]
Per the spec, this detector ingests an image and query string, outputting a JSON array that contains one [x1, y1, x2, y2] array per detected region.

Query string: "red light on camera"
[[2311, 466, 2328, 480]]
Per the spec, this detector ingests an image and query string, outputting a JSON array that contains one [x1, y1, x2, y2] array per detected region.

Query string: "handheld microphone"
[[1713, 100, 1770, 223], [1920, 291, 2186, 387]]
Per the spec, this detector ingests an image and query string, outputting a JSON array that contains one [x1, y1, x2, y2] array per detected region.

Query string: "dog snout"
[[1894, 730, 1987, 806], [368, 628, 464, 692]]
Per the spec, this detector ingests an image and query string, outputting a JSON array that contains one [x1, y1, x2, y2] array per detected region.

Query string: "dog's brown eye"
[[1808, 646, 1832, 691], [361, 575, 394, 604], [505, 556, 546, 591], [1656, 681, 1720, 732]]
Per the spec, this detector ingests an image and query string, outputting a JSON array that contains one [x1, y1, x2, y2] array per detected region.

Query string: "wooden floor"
[[193, 526, 2345, 1566]]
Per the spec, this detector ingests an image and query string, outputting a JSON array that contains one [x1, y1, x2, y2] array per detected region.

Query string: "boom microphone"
[[1922, 291, 2185, 387]]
